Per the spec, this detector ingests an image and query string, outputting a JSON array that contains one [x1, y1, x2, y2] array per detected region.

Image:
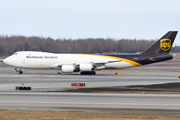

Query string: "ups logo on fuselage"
[[160, 39, 171, 51]]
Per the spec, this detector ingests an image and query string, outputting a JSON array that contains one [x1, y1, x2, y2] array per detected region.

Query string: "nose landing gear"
[[18, 70, 23, 74], [15, 68, 23, 74]]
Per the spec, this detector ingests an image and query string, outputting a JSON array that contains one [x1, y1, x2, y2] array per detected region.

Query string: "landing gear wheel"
[[80, 71, 84, 75], [18, 71, 23, 74], [15, 68, 23, 74], [80, 71, 96, 75]]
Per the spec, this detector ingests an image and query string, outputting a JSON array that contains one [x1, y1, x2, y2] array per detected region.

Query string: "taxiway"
[[0, 63, 180, 111], [0, 65, 180, 91], [0, 92, 180, 110]]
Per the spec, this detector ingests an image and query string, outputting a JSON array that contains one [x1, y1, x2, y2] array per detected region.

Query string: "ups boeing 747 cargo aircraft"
[[2, 31, 178, 75]]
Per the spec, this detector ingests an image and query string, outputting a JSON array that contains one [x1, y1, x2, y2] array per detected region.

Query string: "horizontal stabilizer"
[[149, 54, 173, 62]]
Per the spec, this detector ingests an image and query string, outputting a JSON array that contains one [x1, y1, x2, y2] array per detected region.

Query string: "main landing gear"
[[80, 71, 96, 75], [15, 68, 23, 74]]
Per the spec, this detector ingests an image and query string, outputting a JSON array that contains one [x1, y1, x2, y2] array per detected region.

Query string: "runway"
[[0, 92, 180, 110], [0, 63, 180, 111], [0, 65, 180, 91]]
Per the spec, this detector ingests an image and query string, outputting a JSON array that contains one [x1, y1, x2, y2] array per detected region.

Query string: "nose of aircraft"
[[0, 59, 3, 62], [3, 57, 11, 65], [3, 58, 7, 64]]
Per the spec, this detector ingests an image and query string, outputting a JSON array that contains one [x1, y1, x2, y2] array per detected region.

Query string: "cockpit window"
[[14, 53, 17, 55]]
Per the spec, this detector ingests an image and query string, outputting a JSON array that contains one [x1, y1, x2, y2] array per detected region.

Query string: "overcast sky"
[[0, 0, 180, 45]]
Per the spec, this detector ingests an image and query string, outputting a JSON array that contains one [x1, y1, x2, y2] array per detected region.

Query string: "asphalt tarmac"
[[0, 65, 180, 91], [0, 63, 180, 111], [0, 92, 180, 110]]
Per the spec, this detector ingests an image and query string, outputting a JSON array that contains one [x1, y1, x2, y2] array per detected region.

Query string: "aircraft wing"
[[56, 60, 121, 68], [92, 60, 121, 67]]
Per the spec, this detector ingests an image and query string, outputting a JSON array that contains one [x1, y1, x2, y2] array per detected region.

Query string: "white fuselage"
[[3, 51, 139, 71]]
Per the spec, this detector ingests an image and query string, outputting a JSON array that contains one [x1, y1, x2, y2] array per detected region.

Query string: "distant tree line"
[[0, 35, 179, 55]]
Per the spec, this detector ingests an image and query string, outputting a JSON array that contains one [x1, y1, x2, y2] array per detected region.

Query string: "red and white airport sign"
[[71, 83, 85, 87]]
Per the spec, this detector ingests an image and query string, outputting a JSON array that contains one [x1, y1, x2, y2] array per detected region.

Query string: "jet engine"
[[79, 63, 94, 71], [61, 65, 78, 73]]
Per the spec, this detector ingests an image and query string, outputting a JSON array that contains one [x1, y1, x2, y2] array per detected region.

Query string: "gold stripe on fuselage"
[[80, 54, 142, 66]]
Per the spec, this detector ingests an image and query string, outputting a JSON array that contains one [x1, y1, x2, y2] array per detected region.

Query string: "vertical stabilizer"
[[143, 31, 178, 54]]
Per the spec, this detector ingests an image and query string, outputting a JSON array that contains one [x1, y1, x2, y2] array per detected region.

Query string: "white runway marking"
[[0, 101, 180, 106]]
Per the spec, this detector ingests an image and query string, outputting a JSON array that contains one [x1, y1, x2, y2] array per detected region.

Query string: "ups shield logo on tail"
[[160, 39, 171, 51]]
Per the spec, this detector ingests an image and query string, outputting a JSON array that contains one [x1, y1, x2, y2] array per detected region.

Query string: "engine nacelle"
[[61, 65, 75, 73], [79, 64, 94, 71]]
